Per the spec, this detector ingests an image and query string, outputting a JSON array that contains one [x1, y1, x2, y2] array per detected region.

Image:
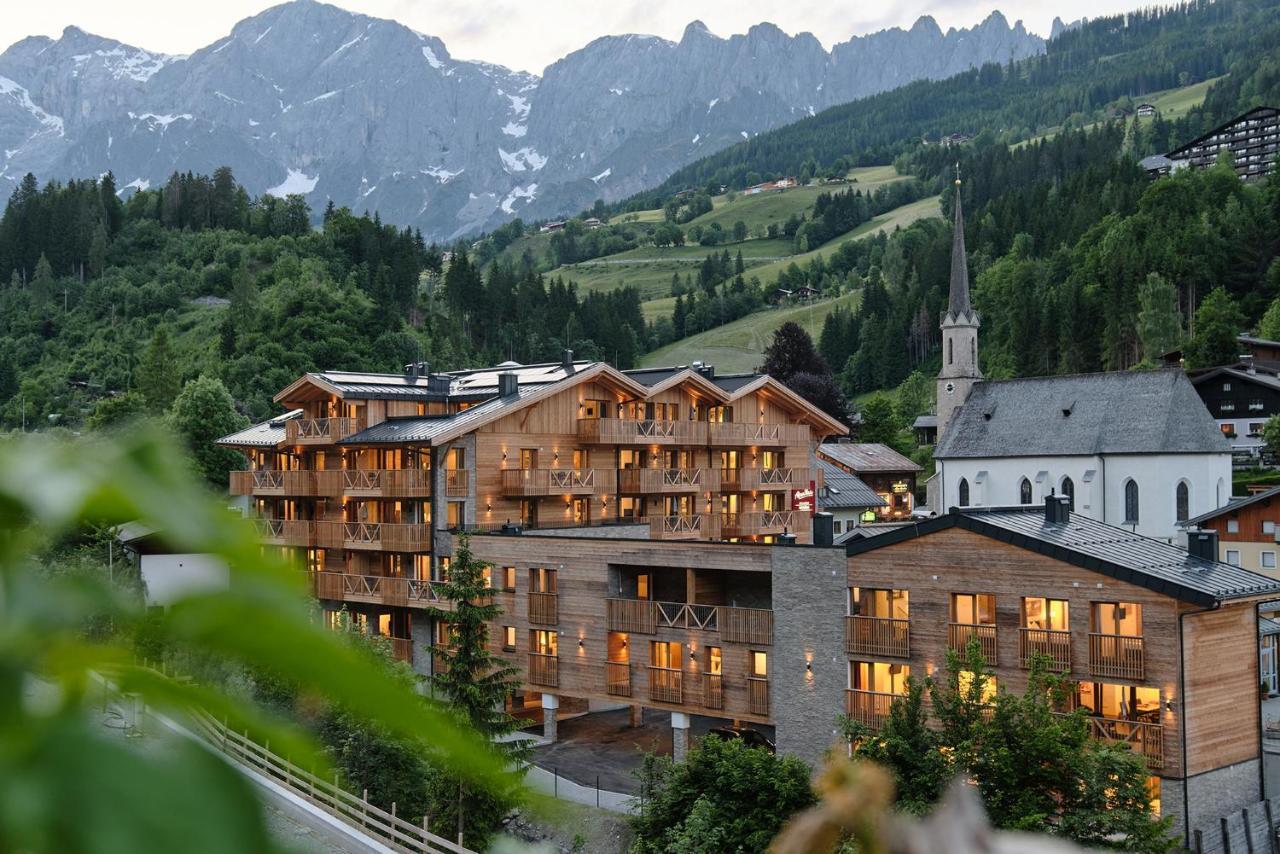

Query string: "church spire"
[[947, 164, 972, 319]]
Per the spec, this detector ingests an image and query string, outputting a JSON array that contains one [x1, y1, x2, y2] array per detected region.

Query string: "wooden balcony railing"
[[231, 470, 314, 495], [708, 422, 810, 446], [229, 470, 253, 495], [577, 418, 707, 445], [528, 591, 559, 626], [342, 469, 432, 498], [606, 661, 632, 697], [948, 622, 998, 666], [739, 467, 810, 491], [605, 599, 773, 645], [528, 653, 558, 688], [845, 689, 898, 731], [252, 518, 313, 547], [500, 468, 610, 497], [313, 470, 344, 496], [314, 572, 455, 610], [1019, 628, 1072, 672], [334, 521, 431, 552], [649, 514, 717, 540], [285, 417, 365, 445], [717, 468, 742, 491], [444, 470, 468, 496], [701, 673, 724, 710], [720, 511, 795, 537], [389, 637, 413, 665], [647, 665, 683, 704], [1088, 633, 1145, 681], [845, 615, 911, 658], [748, 677, 770, 717], [617, 468, 704, 493], [1058, 713, 1164, 768]]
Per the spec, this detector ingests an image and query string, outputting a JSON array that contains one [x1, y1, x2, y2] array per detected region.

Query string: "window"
[[502, 566, 516, 591], [1023, 597, 1069, 631], [650, 640, 681, 669], [1265, 521, 1276, 535], [957, 670, 997, 704], [958, 477, 970, 507], [1019, 477, 1033, 505], [1263, 552, 1277, 570], [1228, 519, 1240, 533], [1123, 479, 1139, 525], [503, 626, 517, 651], [750, 651, 768, 678], [1175, 482, 1189, 523], [707, 647, 722, 675], [1226, 549, 1242, 566], [850, 587, 910, 619], [1092, 602, 1142, 636], [531, 629, 558, 656], [571, 497, 590, 525], [833, 520, 843, 534], [1060, 477, 1075, 511], [849, 661, 909, 694], [1223, 382, 1232, 391], [529, 566, 558, 593], [447, 501, 464, 529], [951, 593, 996, 625], [480, 566, 492, 588], [580, 399, 610, 419]]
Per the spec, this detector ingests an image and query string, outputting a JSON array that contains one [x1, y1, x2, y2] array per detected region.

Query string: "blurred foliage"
[[0, 428, 510, 853]]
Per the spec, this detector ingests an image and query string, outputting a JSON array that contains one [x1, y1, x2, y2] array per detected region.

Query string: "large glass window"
[[951, 593, 996, 625], [1092, 602, 1142, 636], [849, 661, 910, 694], [1023, 597, 1069, 630], [850, 588, 910, 619]]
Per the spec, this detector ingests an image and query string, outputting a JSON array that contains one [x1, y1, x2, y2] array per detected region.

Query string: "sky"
[[2, 0, 1144, 76]]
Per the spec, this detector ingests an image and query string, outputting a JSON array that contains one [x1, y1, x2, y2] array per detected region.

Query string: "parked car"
[[706, 726, 775, 753]]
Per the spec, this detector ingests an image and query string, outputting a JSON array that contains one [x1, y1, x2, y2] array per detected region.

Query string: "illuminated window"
[[957, 670, 997, 704], [708, 647, 722, 675], [1092, 602, 1142, 636], [850, 587, 909, 619], [503, 626, 517, 650], [1022, 597, 1069, 631], [650, 640, 681, 669], [850, 661, 909, 694], [531, 630, 558, 657], [751, 651, 768, 678], [502, 566, 516, 591], [951, 593, 996, 625], [481, 566, 493, 588]]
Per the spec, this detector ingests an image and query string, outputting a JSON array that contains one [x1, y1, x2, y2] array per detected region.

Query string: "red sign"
[[791, 482, 816, 513]]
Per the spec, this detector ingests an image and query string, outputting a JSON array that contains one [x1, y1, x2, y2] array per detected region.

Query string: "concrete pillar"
[[630, 705, 644, 728], [671, 711, 690, 761], [542, 693, 560, 743]]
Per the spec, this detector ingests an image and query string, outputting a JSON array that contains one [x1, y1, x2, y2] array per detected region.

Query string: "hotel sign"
[[791, 483, 816, 513]]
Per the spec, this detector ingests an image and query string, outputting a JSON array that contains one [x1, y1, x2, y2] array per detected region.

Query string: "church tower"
[[936, 168, 981, 440]]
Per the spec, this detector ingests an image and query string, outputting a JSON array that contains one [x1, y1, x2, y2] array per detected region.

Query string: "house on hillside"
[[582, 217, 603, 229], [1143, 106, 1280, 182], [539, 221, 566, 233], [1136, 103, 1158, 118]]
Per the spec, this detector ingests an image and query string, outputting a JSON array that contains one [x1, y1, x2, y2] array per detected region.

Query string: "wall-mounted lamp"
[[621, 638, 628, 648], [486, 502, 492, 512], [578, 639, 584, 648], [565, 499, 572, 509], [805, 661, 812, 673], [689, 651, 696, 662], [1165, 699, 1174, 712]]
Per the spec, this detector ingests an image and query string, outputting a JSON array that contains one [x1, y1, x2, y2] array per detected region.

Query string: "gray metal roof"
[[1190, 366, 1280, 393], [215, 409, 302, 447], [912, 414, 938, 429], [1183, 485, 1280, 527], [847, 505, 1280, 606], [1262, 617, 1280, 636], [819, 442, 923, 474], [338, 386, 542, 445], [313, 361, 595, 400], [816, 459, 885, 510], [934, 369, 1229, 459], [622, 365, 763, 394]]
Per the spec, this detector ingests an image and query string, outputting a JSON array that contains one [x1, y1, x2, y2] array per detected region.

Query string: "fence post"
[[1246, 808, 1257, 854], [362, 790, 369, 828], [1224, 815, 1235, 854], [333, 773, 340, 814], [554, 767, 558, 799], [596, 775, 600, 809], [1264, 800, 1277, 854]]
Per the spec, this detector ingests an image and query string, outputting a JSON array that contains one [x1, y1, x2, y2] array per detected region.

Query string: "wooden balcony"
[[528, 653, 559, 688], [285, 417, 365, 445], [230, 470, 314, 496], [329, 521, 430, 552], [253, 518, 312, 547], [342, 469, 432, 498], [649, 514, 719, 540], [444, 470, 468, 497], [314, 572, 454, 610], [313, 470, 344, 497], [708, 422, 810, 447], [1019, 628, 1072, 672], [748, 677, 770, 716], [738, 467, 810, 491], [1088, 633, 1145, 681], [606, 661, 632, 697], [617, 468, 704, 493], [577, 418, 707, 445], [389, 637, 413, 665], [1059, 713, 1164, 769], [501, 468, 610, 497], [719, 511, 795, 538], [948, 622, 999, 666], [605, 599, 773, 645], [845, 689, 898, 731], [528, 591, 559, 625], [845, 616, 910, 658], [648, 665, 683, 704], [701, 673, 724, 710]]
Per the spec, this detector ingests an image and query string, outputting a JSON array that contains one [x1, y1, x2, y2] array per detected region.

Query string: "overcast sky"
[[3, 0, 1143, 76]]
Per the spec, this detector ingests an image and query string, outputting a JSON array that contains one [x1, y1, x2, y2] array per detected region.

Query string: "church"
[[930, 173, 1232, 542]]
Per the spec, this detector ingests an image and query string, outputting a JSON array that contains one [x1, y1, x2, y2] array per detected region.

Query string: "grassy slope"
[[554, 239, 793, 301], [684, 165, 903, 232], [639, 290, 862, 372]]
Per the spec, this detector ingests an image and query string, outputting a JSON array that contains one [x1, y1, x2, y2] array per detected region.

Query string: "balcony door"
[[618, 449, 648, 470], [519, 449, 538, 471], [529, 567, 558, 594], [951, 593, 996, 625], [650, 640, 681, 670], [851, 588, 909, 619], [850, 661, 909, 694], [1023, 597, 1069, 630], [1092, 602, 1141, 636], [1075, 682, 1159, 721]]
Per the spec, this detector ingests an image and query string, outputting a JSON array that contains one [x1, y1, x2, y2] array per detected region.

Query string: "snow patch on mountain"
[[422, 166, 463, 183], [421, 46, 443, 69], [128, 111, 192, 129], [265, 168, 319, 197], [500, 183, 537, 213], [591, 167, 611, 183], [498, 147, 547, 173], [0, 76, 65, 136]]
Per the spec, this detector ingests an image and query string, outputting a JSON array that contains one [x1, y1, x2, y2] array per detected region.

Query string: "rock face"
[[0, 1, 1046, 239]]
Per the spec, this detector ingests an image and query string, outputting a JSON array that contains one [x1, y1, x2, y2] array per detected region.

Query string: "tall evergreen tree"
[[135, 327, 182, 413], [1136, 272, 1183, 363]]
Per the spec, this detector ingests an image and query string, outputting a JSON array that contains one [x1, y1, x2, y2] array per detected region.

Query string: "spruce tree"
[[135, 327, 181, 413]]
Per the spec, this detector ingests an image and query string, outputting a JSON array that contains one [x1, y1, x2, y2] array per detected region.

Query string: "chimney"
[[405, 361, 418, 379], [1186, 528, 1220, 561], [1244, 354, 1257, 374], [813, 512, 834, 547], [498, 372, 519, 398], [562, 349, 575, 374], [1044, 493, 1071, 525]]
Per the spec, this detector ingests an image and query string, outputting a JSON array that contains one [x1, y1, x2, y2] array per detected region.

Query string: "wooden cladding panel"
[[847, 526, 1185, 778], [1181, 601, 1261, 776]]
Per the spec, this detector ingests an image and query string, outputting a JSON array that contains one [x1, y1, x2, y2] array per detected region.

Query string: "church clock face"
[[945, 382, 956, 394]]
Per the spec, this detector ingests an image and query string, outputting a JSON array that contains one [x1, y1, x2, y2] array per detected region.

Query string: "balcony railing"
[[748, 677, 770, 717], [1019, 628, 1071, 672], [445, 470, 468, 496], [845, 616, 911, 658], [845, 689, 898, 731], [708, 422, 810, 446], [252, 518, 313, 547], [315, 572, 454, 609], [1088, 633, 1145, 681], [605, 599, 773, 645], [528, 591, 559, 625], [528, 653, 559, 688], [500, 468, 610, 497], [606, 661, 632, 697], [1058, 713, 1164, 769], [617, 468, 704, 493], [285, 417, 365, 445], [649, 514, 717, 540], [948, 622, 998, 666], [719, 511, 795, 537], [389, 637, 413, 665], [577, 418, 707, 445], [701, 673, 725, 710], [648, 665, 683, 704], [314, 521, 431, 552], [738, 467, 809, 491], [230, 469, 315, 496], [313, 470, 344, 496], [342, 469, 432, 498]]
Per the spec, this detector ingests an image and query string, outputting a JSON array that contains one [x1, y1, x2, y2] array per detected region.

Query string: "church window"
[[1061, 477, 1075, 511], [1124, 479, 1140, 525], [958, 478, 970, 507], [947, 339, 953, 365], [1019, 477, 1033, 505], [1175, 482, 1189, 523]]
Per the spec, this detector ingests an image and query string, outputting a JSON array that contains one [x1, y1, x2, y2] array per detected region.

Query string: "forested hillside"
[[0, 171, 650, 430]]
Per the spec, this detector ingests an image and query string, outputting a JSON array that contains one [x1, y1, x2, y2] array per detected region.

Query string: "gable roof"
[[816, 459, 885, 510], [846, 506, 1280, 607], [215, 409, 302, 448], [1190, 366, 1280, 394], [818, 442, 923, 474], [1182, 484, 1280, 528], [934, 369, 1229, 459], [274, 361, 600, 404], [725, 375, 848, 435], [1167, 105, 1280, 159], [643, 368, 731, 402]]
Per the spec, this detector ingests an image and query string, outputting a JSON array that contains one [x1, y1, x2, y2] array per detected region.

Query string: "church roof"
[[947, 176, 972, 319], [934, 368, 1230, 459]]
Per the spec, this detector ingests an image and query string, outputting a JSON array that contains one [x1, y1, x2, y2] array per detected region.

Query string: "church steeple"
[[936, 166, 981, 442]]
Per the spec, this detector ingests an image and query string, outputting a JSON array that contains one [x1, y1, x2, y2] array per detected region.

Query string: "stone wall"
[[1183, 757, 1263, 842]]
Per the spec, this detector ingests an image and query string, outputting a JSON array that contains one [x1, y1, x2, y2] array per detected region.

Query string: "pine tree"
[[135, 327, 181, 413], [1185, 288, 1245, 369], [88, 224, 109, 279], [1136, 272, 1182, 362]]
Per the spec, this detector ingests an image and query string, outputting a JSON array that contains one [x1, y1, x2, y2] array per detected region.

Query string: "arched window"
[[958, 478, 970, 508], [1019, 477, 1033, 505], [1061, 477, 1075, 511], [947, 338, 954, 365], [1124, 479, 1140, 525], [1176, 481, 1190, 523]]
